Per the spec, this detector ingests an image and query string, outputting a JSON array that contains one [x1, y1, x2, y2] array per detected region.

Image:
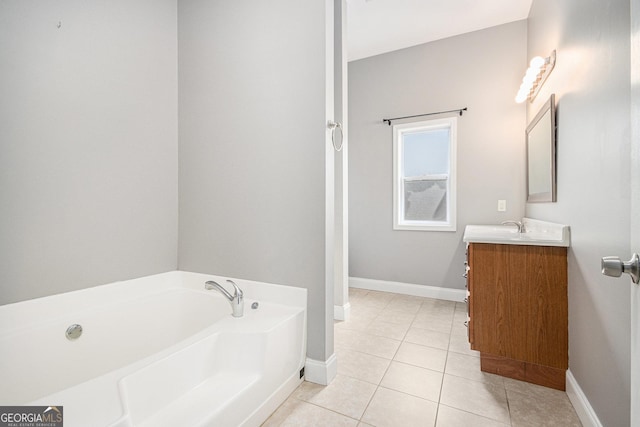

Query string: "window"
[[393, 117, 457, 231]]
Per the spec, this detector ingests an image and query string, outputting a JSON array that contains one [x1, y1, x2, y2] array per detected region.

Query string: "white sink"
[[463, 218, 570, 247]]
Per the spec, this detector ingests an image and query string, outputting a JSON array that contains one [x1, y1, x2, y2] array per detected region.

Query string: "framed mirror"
[[526, 93, 556, 202]]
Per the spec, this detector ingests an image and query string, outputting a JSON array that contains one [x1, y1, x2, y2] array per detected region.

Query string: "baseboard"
[[349, 277, 465, 302], [304, 353, 338, 386], [334, 302, 351, 321], [566, 369, 603, 427]]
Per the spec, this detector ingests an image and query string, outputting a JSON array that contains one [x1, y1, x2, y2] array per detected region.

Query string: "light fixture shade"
[[529, 56, 546, 69], [515, 50, 556, 104]]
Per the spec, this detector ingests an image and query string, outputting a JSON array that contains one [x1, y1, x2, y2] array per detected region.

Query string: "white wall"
[[348, 21, 527, 289], [526, 0, 631, 425], [177, 0, 335, 362], [0, 0, 178, 304]]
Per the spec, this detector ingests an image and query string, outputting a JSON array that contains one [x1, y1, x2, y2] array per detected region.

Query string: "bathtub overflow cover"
[[66, 324, 83, 340]]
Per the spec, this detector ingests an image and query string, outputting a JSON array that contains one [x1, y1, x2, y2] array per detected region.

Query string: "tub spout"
[[205, 280, 244, 317]]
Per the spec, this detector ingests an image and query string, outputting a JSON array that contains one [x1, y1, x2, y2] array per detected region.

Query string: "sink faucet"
[[205, 279, 244, 317], [501, 220, 525, 233]]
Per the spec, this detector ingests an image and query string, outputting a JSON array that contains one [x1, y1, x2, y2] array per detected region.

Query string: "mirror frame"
[[526, 93, 557, 203]]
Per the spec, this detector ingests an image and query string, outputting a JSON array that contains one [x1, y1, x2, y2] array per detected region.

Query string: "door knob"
[[601, 253, 640, 284]]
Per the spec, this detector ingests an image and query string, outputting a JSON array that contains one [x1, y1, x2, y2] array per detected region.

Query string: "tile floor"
[[263, 288, 582, 427]]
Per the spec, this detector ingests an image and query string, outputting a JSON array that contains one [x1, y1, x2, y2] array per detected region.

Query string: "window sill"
[[393, 223, 457, 232]]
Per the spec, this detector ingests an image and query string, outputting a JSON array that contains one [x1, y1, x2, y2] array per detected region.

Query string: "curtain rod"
[[382, 107, 467, 126]]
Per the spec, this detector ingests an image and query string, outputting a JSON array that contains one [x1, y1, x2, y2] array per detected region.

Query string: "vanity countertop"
[[463, 218, 570, 247]]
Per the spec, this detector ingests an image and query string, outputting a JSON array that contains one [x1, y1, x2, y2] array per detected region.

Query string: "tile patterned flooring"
[[263, 288, 582, 427]]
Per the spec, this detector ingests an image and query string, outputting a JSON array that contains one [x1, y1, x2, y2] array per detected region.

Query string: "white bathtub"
[[0, 271, 307, 427]]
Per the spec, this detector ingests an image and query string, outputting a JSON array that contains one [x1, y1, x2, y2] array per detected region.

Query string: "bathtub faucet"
[[205, 280, 244, 317]]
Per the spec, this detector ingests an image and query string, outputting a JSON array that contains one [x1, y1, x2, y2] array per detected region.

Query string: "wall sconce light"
[[515, 50, 556, 103]]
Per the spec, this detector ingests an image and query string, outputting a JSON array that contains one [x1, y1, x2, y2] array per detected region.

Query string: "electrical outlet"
[[498, 200, 507, 212]]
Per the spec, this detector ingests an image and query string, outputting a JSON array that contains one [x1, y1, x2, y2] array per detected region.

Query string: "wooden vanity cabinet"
[[466, 242, 568, 390]]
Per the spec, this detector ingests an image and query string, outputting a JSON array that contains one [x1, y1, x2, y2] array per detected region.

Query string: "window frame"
[[392, 117, 457, 232]]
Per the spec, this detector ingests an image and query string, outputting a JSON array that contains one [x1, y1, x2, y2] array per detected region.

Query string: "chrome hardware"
[[464, 254, 470, 288], [65, 324, 83, 340], [327, 120, 344, 151], [251, 302, 259, 309], [501, 220, 525, 233], [205, 279, 244, 317], [601, 254, 640, 284], [465, 293, 470, 316]]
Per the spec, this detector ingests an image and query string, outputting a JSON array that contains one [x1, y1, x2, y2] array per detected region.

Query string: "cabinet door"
[[469, 243, 510, 355], [470, 243, 568, 369], [514, 244, 568, 369]]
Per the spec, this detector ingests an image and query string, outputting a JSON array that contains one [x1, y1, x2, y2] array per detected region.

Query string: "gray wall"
[[348, 21, 527, 289], [0, 1, 179, 305], [526, 0, 631, 425], [177, 0, 334, 361], [334, 0, 349, 311]]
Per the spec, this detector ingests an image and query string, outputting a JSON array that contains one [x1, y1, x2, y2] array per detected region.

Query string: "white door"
[[631, 1, 640, 423], [608, 2, 640, 422], [633, 268, 639, 425], [629, 136, 640, 425], [603, 3, 639, 422], [601, 165, 640, 422]]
